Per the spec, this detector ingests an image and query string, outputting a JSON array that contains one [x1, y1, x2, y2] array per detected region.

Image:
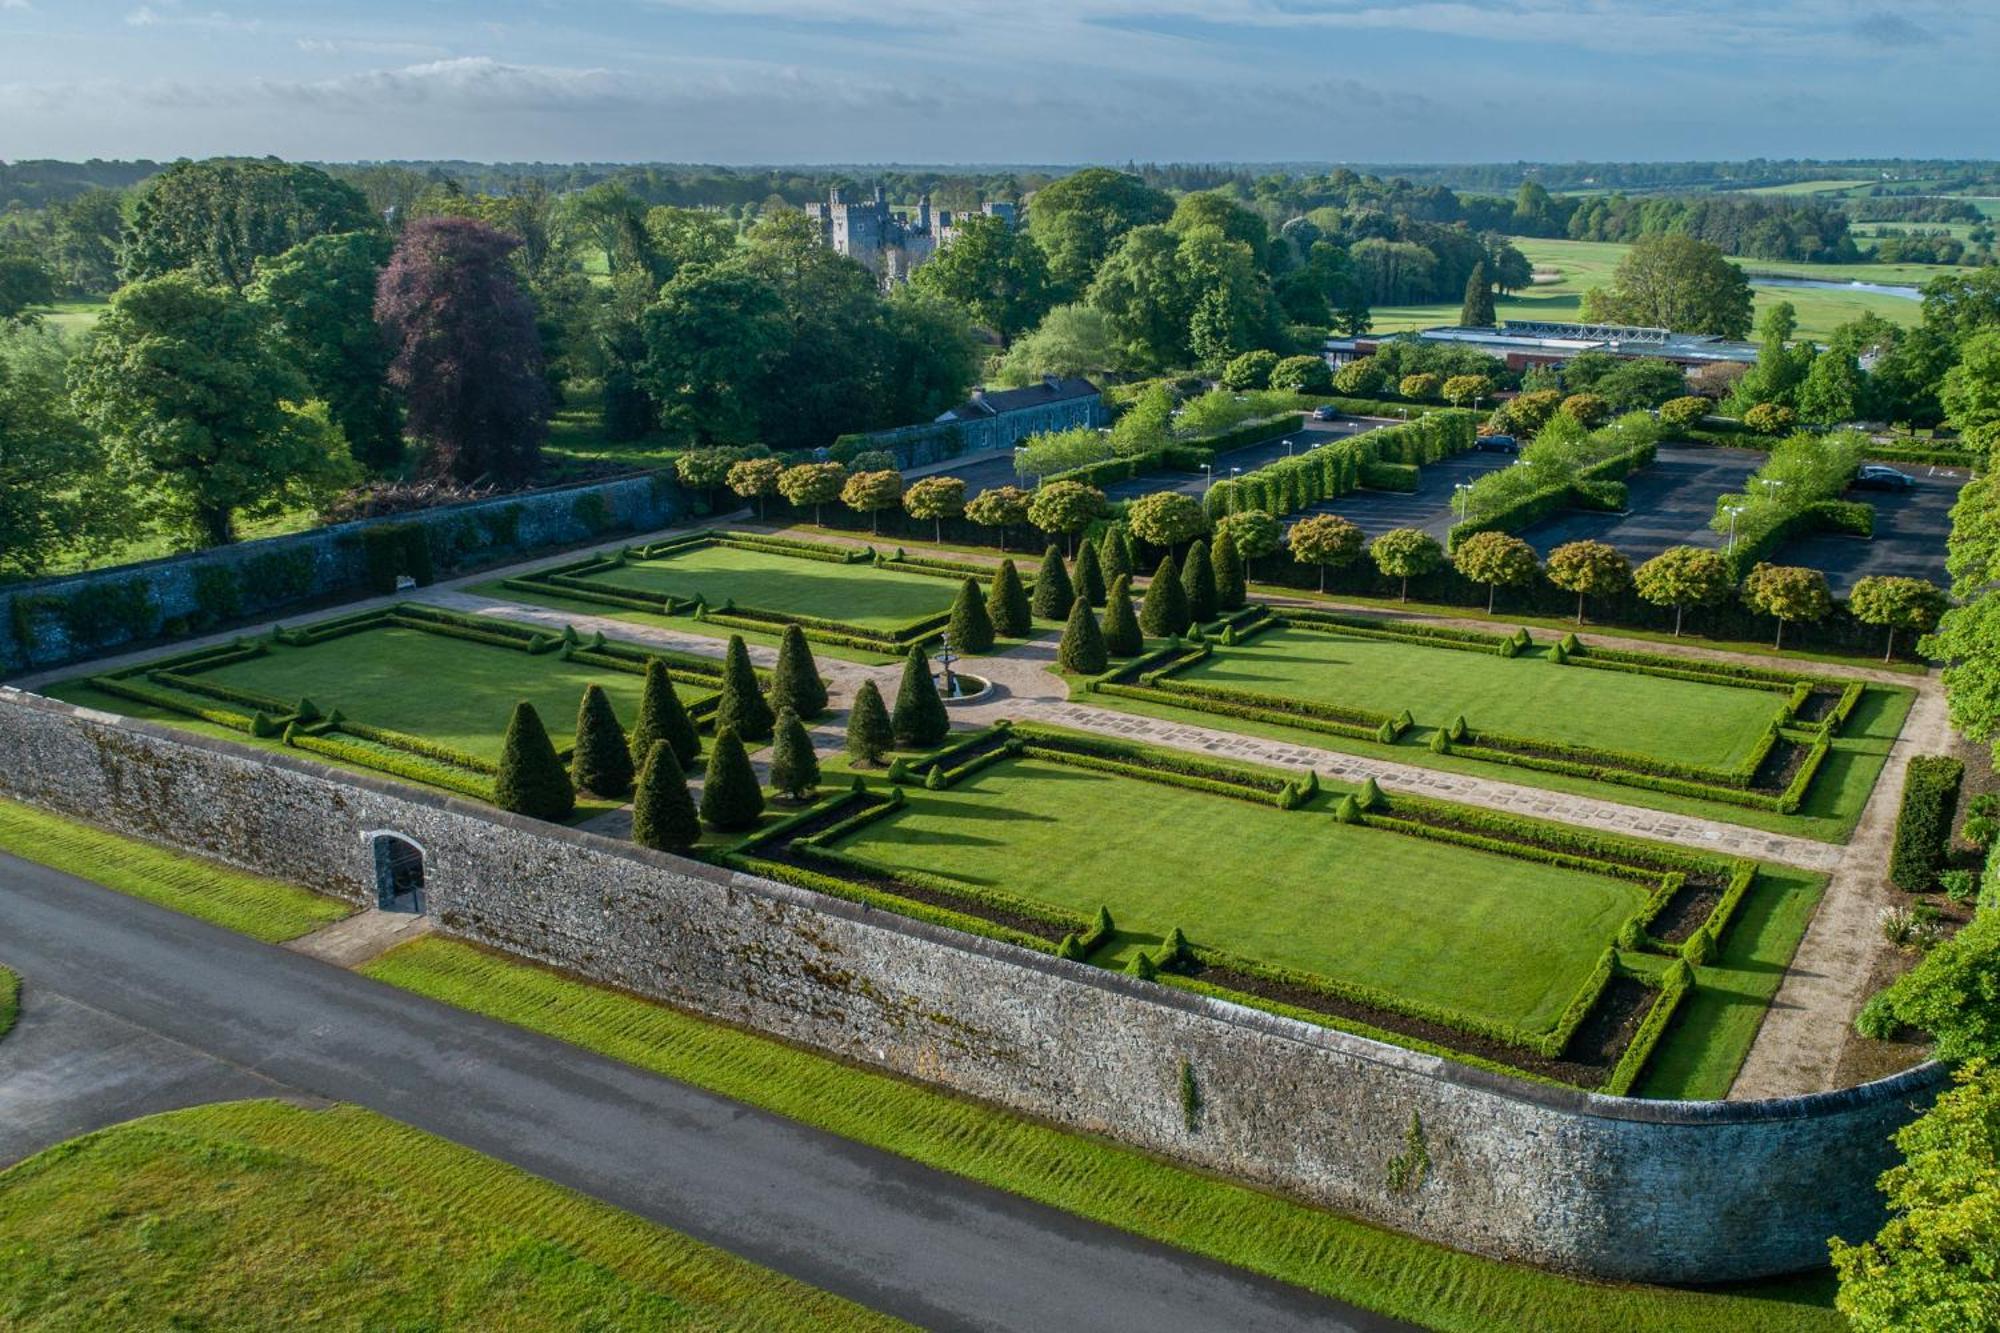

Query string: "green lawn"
[[831, 755, 1642, 1033], [0, 966, 16, 1041], [0, 1100, 896, 1331], [1177, 627, 1786, 771], [577, 544, 957, 632]]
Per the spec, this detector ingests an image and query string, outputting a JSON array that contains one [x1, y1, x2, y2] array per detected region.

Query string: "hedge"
[[283, 730, 496, 802], [1359, 461, 1420, 492], [1009, 725, 1294, 796], [727, 852, 1067, 957], [1600, 968, 1691, 1097], [1889, 755, 1965, 891]]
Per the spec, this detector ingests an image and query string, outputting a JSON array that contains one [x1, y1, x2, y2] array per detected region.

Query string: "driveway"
[[1521, 445, 1764, 559], [0, 854, 1399, 1333]]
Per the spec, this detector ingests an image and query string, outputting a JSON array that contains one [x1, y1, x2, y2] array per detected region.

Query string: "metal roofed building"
[[1326, 321, 1763, 373]]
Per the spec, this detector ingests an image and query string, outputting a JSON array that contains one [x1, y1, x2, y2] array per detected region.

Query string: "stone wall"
[[1, 471, 685, 677], [853, 394, 1108, 469], [0, 687, 1944, 1283]]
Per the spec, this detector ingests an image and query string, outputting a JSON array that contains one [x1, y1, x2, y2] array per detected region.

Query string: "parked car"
[[1473, 434, 1519, 453], [1310, 404, 1341, 421], [1852, 465, 1915, 491]]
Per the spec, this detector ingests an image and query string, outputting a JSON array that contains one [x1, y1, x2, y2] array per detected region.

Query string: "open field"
[[0, 1100, 893, 1331], [1739, 180, 1879, 195]]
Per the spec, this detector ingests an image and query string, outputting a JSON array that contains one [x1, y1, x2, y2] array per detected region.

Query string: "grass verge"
[[0, 966, 16, 1041], [0, 1099, 899, 1331]]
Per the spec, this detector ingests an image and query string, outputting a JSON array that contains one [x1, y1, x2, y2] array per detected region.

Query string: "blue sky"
[[0, 0, 1984, 163]]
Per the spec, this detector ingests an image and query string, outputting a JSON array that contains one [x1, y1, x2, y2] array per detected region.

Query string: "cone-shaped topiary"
[[698, 729, 765, 832], [1159, 926, 1189, 968], [769, 708, 821, 801], [1057, 598, 1109, 674], [1333, 793, 1360, 823], [1428, 727, 1451, 754], [1357, 776, 1384, 810], [1102, 574, 1143, 656], [631, 740, 700, 852], [1212, 528, 1246, 610], [1098, 526, 1132, 582], [1139, 555, 1191, 637], [570, 683, 635, 797], [845, 678, 895, 766], [629, 659, 699, 770], [947, 576, 995, 653], [1073, 540, 1107, 608], [1181, 539, 1217, 623], [1128, 951, 1158, 980], [1031, 545, 1074, 620], [891, 645, 950, 748], [771, 625, 828, 720], [986, 559, 1031, 638], [495, 701, 575, 821], [714, 634, 774, 742]]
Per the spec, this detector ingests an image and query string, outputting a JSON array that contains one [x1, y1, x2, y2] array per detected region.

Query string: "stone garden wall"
[[0, 686, 1943, 1283]]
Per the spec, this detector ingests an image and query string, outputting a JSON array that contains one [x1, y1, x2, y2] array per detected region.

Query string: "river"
[[1749, 274, 1922, 300]]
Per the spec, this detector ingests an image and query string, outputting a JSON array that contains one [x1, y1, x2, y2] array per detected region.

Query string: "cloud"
[[1850, 12, 1933, 46], [126, 3, 257, 30]]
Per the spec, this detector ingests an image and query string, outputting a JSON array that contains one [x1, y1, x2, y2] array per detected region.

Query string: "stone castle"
[[807, 185, 1019, 284]]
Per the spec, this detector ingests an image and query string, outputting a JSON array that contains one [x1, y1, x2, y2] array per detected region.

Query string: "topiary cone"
[[1181, 539, 1217, 624], [1102, 574, 1143, 656], [629, 659, 700, 770], [698, 729, 765, 832], [1139, 555, 1191, 637], [986, 559, 1031, 638], [714, 634, 774, 742], [771, 624, 828, 720], [1057, 597, 1108, 675], [631, 740, 700, 852], [495, 700, 575, 821], [891, 645, 950, 748], [845, 678, 895, 766], [1211, 528, 1246, 610], [1073, 540, 1107, 608], [1031, 545, 1075, 621], [570, 682, 635, 797], [769, 708, 821, 801], [947, 576, 995, 654]]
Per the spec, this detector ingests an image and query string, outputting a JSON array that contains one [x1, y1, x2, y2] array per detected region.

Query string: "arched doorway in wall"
[[369, 833, 427, 914]]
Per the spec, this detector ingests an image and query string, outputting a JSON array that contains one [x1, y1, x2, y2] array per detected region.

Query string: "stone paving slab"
[[284, 906, 435, 967]]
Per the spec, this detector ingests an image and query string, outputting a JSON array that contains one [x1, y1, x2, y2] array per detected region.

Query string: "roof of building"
[[942, 376, 1101, 420], [1334, 321, 1761, 366]]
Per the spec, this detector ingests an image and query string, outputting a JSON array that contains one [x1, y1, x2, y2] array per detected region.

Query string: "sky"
[[0, 0, 1988, 165]]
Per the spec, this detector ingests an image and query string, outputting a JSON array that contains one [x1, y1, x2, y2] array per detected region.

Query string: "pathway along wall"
[[0, 687, 1944, 1283]]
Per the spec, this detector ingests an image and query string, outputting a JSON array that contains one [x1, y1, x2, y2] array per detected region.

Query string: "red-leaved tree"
[[375, 218, 549, 484]]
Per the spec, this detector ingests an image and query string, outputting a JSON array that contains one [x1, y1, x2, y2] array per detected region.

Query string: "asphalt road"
[[0, 854, 1404, 1333], [1782, 462, 1963, 595], [1298, 450, 1515, 540]]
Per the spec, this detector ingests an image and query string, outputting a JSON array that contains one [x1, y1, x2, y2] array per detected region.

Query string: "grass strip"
[[0, 966, 16, 1040]]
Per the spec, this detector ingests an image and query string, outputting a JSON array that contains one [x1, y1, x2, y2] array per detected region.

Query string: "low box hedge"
[[1600, 967, 1690, 1097]]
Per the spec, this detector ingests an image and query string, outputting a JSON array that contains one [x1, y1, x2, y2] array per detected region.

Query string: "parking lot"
[[1781, 461, 1963, 595], [1291, 450, 1514, 539], [1523, 446, 1762, 560]]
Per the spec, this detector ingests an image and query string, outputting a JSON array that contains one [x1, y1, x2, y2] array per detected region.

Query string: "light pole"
[[1201, 462, 1214, 494], [1723, 503, 1744, 554], [1454, 482, 1473, 519]]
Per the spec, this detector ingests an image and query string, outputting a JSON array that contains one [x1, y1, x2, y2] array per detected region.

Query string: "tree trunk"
[[1400, 575, 1410, 603], [1674, 604, 1685, 637], [1318, 565, 1327, 593], [197, 503, 235, 548], [871, 510, 880, 535], [999, 526, 1008, 553], [814, 502, 824, 526], [1067, 532, 1075, 558], [1575, 591, 1585, 625], [935, 517, 943, 544], [1486, 582, 1496, 614], [1774, 619, 1785, 650], [1884, 627, 1895, 663]]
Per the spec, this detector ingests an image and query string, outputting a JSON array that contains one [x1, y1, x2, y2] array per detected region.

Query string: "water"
[[1750, 275, 1922, 300]]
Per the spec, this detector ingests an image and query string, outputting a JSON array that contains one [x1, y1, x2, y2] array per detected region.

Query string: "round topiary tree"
[[1025, 479, 1106, 556], [964, 484, 1031, 552], [1658, 395, 1711, 432], [1215, 509, 1281, 577], [630, 740, 699, 852], [768, 708, 821, 801], [1369, 527, 1444, 602], [902, 474, 967, 544], [570, 683, 634, 798], [1031, 545, 1075, 621], [1451, 530, 1540, 614], [1057, 597, 1109, 674], [629, 658, 699, 769], [1743, 401, 1797, 436], [947, 576, 995, 653], [1560, 393, 1611, 427], [1288, 513, 1365, 593], [698, 729, 765, 832], [1849, 574, 1947, 663], [1270, 353, 1333, 395], [891, 645, 950, 747], [777, 461, 847, 525], [1399, 372, 1441, 401], [840, 469, 904, 534], [1073, 539, 1107, 608], [1181, 537, 1217, 623], [714, 634, 774, 742], [1102, 574, 1143, 656], [1632, 545, 1732, 637], [495, 700, 575, 821], [770, 624, 827, 720], [1545, 539, 1632, 625], [986, 559, 1031, 637], [1741, 561, 1832, 650], [1220, 348, 1280, 391], [727, 457, 785, 518], [845, 678, 894, 766], [1211, 527, 1247, 609], [1125, 490, 1206, 555], [1140, 554, 1191, 636]]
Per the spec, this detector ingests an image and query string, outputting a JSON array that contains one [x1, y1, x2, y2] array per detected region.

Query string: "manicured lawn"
[[0, 966, 16, 1041], [0, 1100, 895, 1331], [830, 755, 1643, 1033], [577, 544, 956, 632], [365, 938, 1842, 1333], [1177, 626, 1786, 770], [0, 798, 349, 942]]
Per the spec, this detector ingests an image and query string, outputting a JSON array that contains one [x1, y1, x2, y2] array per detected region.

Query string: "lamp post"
[[1723, 503, 1744, 554], [1285, 438, 1296, 457], [1454, 482, 1473, 519], [1201, 462, 1214, 494]]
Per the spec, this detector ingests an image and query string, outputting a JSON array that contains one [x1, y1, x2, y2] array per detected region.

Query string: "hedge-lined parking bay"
[[734, 725, 1809, 1094], [1082, 609, 1911, 841], [0, 1101, 896, 1331], [44, 603, 736, 805]]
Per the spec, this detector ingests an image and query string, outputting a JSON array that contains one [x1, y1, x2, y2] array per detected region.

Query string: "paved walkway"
[[285, 907, 434, 968]]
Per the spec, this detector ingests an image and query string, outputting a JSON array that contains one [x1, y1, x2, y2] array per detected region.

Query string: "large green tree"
[[121, 159, 377, 292], [1632, 546, 1732, 636], [639, 266, 786, 447], [1579, 233, 1754, 339], [1025, 168, 1174, 298], [0, 323, 116, 576], [910, 213, 1052, 345]]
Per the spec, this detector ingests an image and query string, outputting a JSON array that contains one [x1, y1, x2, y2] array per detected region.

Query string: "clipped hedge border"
[[282, 729, 495, 802], [1093, 680, 1388, 745], [1009, 725, 1294, 797], [725, 852, 1066, 956], [1889, 754, 1964, 892], [1600, 967, 1690, 1097]]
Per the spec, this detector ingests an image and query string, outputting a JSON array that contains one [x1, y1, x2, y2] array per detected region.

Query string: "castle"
[[806, 185, 1019, 284]]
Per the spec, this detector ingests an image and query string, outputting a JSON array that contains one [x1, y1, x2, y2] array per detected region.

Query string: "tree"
[[1057, 598, 1109, 674], [714, 635, 774, 742], [1084, 225, 1194, 372], [699, 729, 765, 832], [1459, 262, 1496, 328], [984, 558, 1033, 638], [1831, 1059, 2000, 1332], [1072, 539, 1108, 609], [965, 484, 1032, 551], [1632, 546, 1733, 636], [1579, 233, 1754, 339], [70, 273, 347, 548], [246, 230, 402, 471], [1560, 393, 1612, 427], [629, 659, 699, 770], [0, 323, 115, 577], [636, 265, 786, 447], [1451, 530, 1539, 613], [1124, 490, 1206, 553], [1799, 349, 1864, 426], [1369, 528, 1444, 602], [377, 218, 549, 485], [1744, 402, 1798, 436], [1103, 574, 1144, 655], [1658, 396, 1711, 431], [570, 683, 635, 798], [1216, 510, 1282, 576], [909, 213, 1052, 344], [1270, 355, 1333, 395], [1181, 539, 1217, 622], [1943, 331, 2000, 440], [120, 159, 375, 292], [1025, 167, 1174, 298], [630, 740, 700, 852], [768, 709, 821, 802], [1211, 528, 1247, 609], [991, 304, 1120, 384], [1442, 374, 1494, 408], [846, 679, 896, 766], [1102, 524, 1138, 582], [1032, 546, 1076, 620], [778, 461, 847, 525], [725, 458, 784, 518], [1221, 349, 1280, 391], [1850, 576, 1948, 662], [771, 625, 828, 719], [1545, 540, 1632, 625], [1399, 373, 1441, 401], [1334, 359, 1387, 397], [0, 249, 54, 321], [900, 474, 968, 544], [948, 576, 996, 653], [892, 645, 950, 747], [1140, 555, 1192, 636], [841, 470, 904, 535], [1026, 479, 1106, 555], [1741, 562, 1832, 649], [495, 701, 576, 821]]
